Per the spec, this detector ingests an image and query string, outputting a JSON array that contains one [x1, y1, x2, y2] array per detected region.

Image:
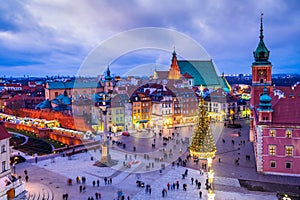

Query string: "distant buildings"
[[250, 15, 300, 176]]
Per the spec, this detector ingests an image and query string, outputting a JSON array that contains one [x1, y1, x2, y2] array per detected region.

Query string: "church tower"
[[251, 14, 272, 108], [168, 50, 181, 80], [104, 66, 114, 94]]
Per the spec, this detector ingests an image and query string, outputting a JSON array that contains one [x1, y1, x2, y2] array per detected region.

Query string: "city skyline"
[[0, 0, 300, 77]]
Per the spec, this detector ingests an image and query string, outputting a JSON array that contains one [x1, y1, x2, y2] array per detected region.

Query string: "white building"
[[0, 122, 25, 200]]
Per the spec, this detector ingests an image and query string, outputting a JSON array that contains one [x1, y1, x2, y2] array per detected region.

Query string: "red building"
[[250, 15, 300, 176]]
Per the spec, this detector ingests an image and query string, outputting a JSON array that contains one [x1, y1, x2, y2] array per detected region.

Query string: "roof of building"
[[0, 122, 11, 140], [154, 71, 169, 80], [270, 84, 300, 124], [177, 60, 221, 87], [47, 81, 101, 89], [218, 76, 232, 92], [35, 99, 52, 109], [182, 72, 193, 79], [52, 91, 72, 105], [254, 84, 300, 125]]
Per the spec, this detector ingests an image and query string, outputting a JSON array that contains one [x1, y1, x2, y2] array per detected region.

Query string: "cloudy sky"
[[0, 0, 299, 77]]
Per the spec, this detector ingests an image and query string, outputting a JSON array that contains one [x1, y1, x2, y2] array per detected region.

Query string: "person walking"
[[97, 179, 100, 187], [199, 190, 202, 198]]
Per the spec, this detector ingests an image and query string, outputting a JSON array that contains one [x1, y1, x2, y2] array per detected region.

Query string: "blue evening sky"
[[0, 0, 299, 77]]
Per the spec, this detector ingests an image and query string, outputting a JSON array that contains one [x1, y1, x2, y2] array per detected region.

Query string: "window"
[[268, 145, 276, 156], [269, 130, 276, 137], [270, 160, 276, 168], [286, 130, 292, 138], [2, 161, 5, 172], [285, 146, 293, 156], [285, 162, 292, 169], [1, 145, 5, 153], [263, 116, 269, 121]]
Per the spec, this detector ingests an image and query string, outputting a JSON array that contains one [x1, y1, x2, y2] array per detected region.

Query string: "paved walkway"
[[12, 119, 299, 200]]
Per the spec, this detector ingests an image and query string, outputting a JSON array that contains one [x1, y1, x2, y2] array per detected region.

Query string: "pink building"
[[250, 15, 300, 176]]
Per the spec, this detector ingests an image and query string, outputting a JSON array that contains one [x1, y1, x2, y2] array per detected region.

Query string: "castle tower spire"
[[253, 13, 271, 65]]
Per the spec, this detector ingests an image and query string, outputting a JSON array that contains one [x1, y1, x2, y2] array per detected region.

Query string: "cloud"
[[0, 0, 299, 76]]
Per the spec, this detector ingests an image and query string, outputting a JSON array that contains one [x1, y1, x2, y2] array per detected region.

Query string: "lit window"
[[269, 130, 276, 137], [1, 145, 5, 153], [2, 161, 5, 172], [270, 160, 276, 168], [286, 130, 292, 138], [285, 146, 293, 157], [285, 162, 292, 169], [268, 145, 276, 156]]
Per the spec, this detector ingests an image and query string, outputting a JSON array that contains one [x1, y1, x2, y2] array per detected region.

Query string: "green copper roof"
[[253, 14, 271, 65], [258, 86, 273, 111], [178, 60, 220, 87], [105, 66, 113, 81], [48, 81, 101, 89], [35, 99, 52, 109]]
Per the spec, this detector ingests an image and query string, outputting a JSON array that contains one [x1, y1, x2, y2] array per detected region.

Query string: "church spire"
[[253, 13, 271, 65], [168, 48, 181, 80]]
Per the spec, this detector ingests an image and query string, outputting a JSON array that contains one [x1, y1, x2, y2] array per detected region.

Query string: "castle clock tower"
[[251, 14, 272, 108]]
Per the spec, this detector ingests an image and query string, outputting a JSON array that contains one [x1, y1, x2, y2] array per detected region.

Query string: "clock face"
[[258, 70, 266, 76]]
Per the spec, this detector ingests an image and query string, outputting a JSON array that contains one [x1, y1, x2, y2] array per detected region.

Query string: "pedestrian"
[[95, 192, 98, 200], [65, 193, 68, 200], [191, 177, 194, 185], [35, 157, 38, 164], [167, 182, 170, 190], [79, 185, 82, 193], [218, 158, 221, 163], [162, 189, 165, 197], [83, 186, 86, 193], [24, 169, 28, 175], [149, 187, 152, 195], [110, 177, 112, 184], [104, 177, 107, 184], [25, 175, 28, 182], [97, 179, 100, 187], [198, 182, 201, 189], [127, 196, 130, 200], [93, 180, 96, 187], [199, 190, 202, 198], [63, 194, 66, 200]]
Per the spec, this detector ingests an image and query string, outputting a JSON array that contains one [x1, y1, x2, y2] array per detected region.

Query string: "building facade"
[[0, 122, 25, 200], [250, 15, 300, 176]]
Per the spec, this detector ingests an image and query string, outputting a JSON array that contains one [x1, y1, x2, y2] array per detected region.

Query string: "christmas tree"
[[189, 96, 216, 159]]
